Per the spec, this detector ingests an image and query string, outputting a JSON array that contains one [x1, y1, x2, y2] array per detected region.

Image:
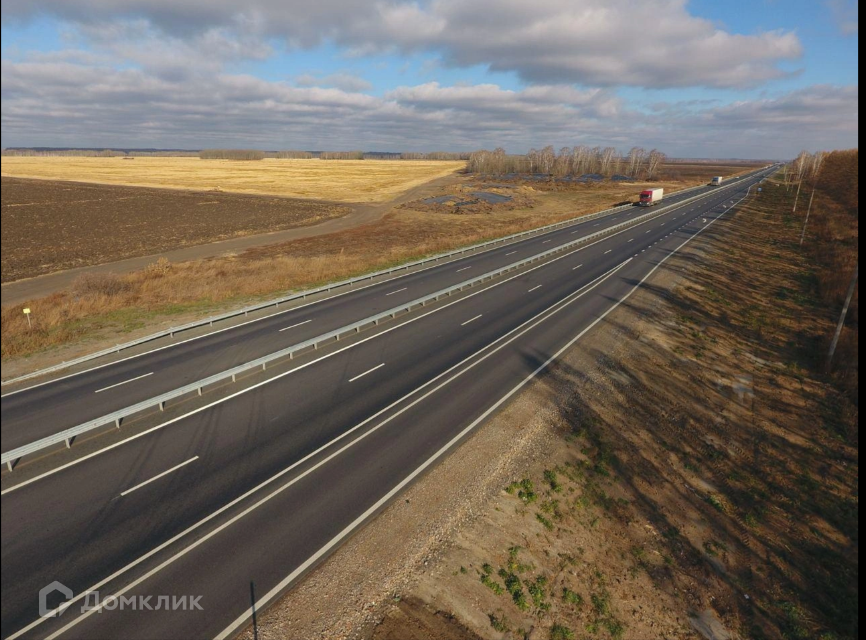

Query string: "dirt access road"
[[0, 172, 460, 306]]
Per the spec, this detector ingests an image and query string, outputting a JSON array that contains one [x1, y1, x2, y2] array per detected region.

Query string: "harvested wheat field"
[[0, 157, 466, 203]]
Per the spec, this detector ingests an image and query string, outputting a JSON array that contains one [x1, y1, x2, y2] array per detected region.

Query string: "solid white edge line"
[[460, 314, 483, 326], [278, 319, 313, 332], [1, 184, 730, 497], [215, 190, 746, 640], [119, 457, 199, 497], [93, 372, 154, 394], [33, 260, 630, 640], [348, 363, 385, 383]]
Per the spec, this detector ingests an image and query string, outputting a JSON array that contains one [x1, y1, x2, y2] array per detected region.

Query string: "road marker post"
[[23, 308, 32, 329]]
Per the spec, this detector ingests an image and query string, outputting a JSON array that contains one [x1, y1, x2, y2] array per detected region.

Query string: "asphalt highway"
[[0, 168, 774, 640], [1, 178, 746, 453]]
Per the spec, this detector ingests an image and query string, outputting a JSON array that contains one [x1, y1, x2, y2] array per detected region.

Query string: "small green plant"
[[591, 591, 611, 617], [562, 587, 583, 607], [506, 546, 532, 573], [705, 493, 727, 512], [549, 623, 575, 640], [536, 513, 555, 531], [480, 564, 505, 595], [498, 569, 529, 611], [481, 573, 505, 595], [527, 575, 549, 609], [506, 478, 538, 504], [488, 612, 509, 632], [544, 469, 563, 493]]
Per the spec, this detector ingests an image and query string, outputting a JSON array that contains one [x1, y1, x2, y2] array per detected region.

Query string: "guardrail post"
[[65, 437, 71, 448], [115, 418, 122, 429], [232, 373, 237, 382], [159, 401, 165, 411], [262, 363, 267, 371]]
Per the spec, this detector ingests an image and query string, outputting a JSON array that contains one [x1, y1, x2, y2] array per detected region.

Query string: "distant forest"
[[1, 147, 470, 161], [467, 146, 667, 179]]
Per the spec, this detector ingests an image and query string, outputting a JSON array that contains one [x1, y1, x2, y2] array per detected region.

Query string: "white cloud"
[[2, 0, 803, 89], [1, 55, 856, 157], [296, 72, 373, 93]]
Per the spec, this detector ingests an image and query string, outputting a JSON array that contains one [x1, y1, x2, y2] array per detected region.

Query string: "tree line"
[[199, 149, 267, 160], [2, 148, 469, 161], [781, 149, 827, 188], [467, 146, 667, 179]]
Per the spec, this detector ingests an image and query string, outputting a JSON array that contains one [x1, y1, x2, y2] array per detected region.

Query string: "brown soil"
[[238, 175, 857, 640], [1, 177, 350, 282]]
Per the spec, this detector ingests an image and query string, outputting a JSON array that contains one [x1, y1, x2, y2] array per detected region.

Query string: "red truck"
[[639, 188, 664, 206]]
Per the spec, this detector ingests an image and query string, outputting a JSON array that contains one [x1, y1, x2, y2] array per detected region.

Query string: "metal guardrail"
[[1, 176, 760, 470], [1, 182, 713, 388]]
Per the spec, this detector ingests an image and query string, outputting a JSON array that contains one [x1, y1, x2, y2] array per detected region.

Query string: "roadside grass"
[[3, 171, 733, 364]]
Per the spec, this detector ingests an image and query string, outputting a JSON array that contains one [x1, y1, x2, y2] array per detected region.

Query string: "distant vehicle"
[[638, 188, 664, 206], [711, 176, 723, 186]]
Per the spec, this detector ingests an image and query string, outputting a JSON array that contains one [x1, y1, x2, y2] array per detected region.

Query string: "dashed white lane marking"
[[349, 363, 386, 382], [95, 372, 154, 394], [528, 285, 543, 292], [456, 266, 472, 272], [385, 287, 408, 296], [461, 314, 483, 326], [279, 319, 313, 332], [604, 249, 612, 254], [120, 457, 199, 497], [505, 250, 518, 255], [572, 264, 583, 270]]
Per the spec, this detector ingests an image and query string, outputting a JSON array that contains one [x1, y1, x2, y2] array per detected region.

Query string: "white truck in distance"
[[639, 188, 664, 206], [711, 176, 723, 186]]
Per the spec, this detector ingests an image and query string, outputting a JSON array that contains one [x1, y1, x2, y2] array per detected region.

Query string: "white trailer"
[[639, 188, 664, 206], [711, 176, 723, 186]]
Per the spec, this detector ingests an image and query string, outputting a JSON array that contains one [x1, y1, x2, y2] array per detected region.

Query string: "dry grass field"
[[0, 157, 465, 203]]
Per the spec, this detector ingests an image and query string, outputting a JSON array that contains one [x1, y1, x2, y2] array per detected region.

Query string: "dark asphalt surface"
[[0, 169, 774, 640], [1, 181, 736, 453]]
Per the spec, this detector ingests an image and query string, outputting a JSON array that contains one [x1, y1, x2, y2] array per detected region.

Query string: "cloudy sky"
[[0, 0, 858, 158]]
